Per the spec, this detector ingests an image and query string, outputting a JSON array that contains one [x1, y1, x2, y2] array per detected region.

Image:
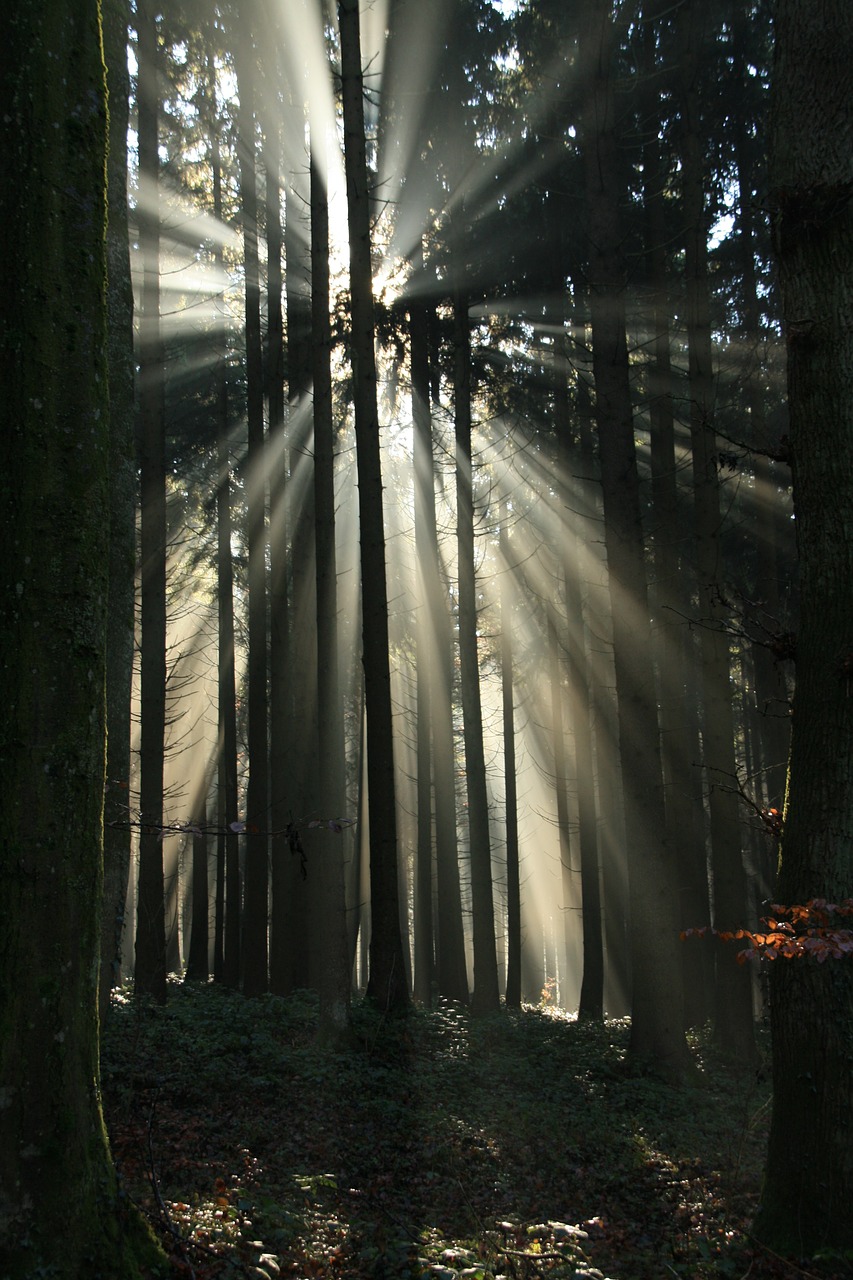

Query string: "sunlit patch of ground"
[[102, 982, 842, 1280]]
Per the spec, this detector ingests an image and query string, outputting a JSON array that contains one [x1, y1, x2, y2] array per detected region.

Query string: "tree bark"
[[100, 0, 136, 1022], [135, 0, 167, 1004], [235, 26, 269, 996], [677, 0, 756, 1059], [311, 141, 352, 1040], [453, 289, 501, 1016], [755, 0, 853, 1252], [339, 0, 410, 1012], [0, 2, 159, 1270], [500, 509, 522, 1010], [578, 0, 692, 1077]]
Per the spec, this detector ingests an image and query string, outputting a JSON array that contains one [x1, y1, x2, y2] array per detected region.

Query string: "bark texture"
[[755, 0, 853, 1252], [0, 2, 157, 1271]]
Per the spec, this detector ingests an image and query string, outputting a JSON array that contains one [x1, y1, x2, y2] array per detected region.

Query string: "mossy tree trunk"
[[755, 0, 853, 1253], [0, 2, 158, 1272]]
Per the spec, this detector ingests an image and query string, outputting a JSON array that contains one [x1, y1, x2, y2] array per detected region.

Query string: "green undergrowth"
[[100, 982, 842, 1280]]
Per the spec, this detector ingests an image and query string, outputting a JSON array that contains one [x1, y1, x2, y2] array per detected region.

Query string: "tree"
[[754, 0, 853, 1253], [234, 20, 269, 997], [578, 0, 692, 1076], [100, 0, 137, 1020], [339, 0, 410, 1012], [0, 2, 158, 1271], [135, 0, 168, 1004]]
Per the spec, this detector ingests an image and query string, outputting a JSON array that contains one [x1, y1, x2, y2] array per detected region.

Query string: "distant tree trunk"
[[500, 509, 522, 1010], [730, 18, 792, 827], [185, 798, 209, 981], [677, 0, 755, 1060], [453, 288, 500, 1016], [339, 0, 410, 1012], [0, 2, 158, 1270], [235, 28, 269, 996], [266, 91, 291, 998], [754, 0, 853, 1253], [550, 222, 604, 1019], [100, 0, 136, 1022], [579, 0, 691, 1078], [135, 0, 167, 1004], [311, 141, 352, 1040], [412, 296, 435, 1004], [640, 0, 713, 1030], [411, 286, 469, 1004], [276, 102, 316, 993], [209, 47, 241, 991], [548, 599, 575, 1006]]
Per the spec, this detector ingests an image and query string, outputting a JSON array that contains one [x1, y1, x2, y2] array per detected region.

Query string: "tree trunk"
[[579, 0, 691, 1078], [339, 0, 410, 1013], [0, 2, 159, 1270], [208, 40, 241, 990], [677, 0, 755, 1059], [135, 0, 167, 1004], [453, 289, 500, 1016], [100, 0, 136, 1022], [500, 508, 522, 1010], [185, 799, 209, 982], [755, 0, 853, 1252], [235, 27, 269, 996], [311, 141, 352, 1040], [548, 600, 575, 1007]]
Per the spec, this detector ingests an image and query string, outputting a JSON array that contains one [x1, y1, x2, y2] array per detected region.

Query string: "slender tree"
[[453, 285, 501, 1015], [339, 0, 410, 1012], [135, 0, 168, 1004], [234, 23, 269, 996], [676, 0, 756, 1060], [578, 0, 692, 1077], [100, 0, 136, 1020], [311, 138, 352, 1038]]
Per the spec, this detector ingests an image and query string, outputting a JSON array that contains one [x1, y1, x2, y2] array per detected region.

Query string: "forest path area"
[[102, 985, 836, 1280]]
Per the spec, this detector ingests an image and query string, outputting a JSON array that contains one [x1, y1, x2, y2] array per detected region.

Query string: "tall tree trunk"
[[311, 141, 352, 1039], [235, 27, 269, 997], [677, 0, 755, 1059], [100, 0, 136, 1022], [641, 2, 712, 1027], [411, 285, 469, 1004], [135, 0, 167, 1004], [550, 210, 604, 1018], [266, 89, 291, 998], [579, 0, 691, 1078], [755, 0, 853, 1252], [0, 2, 159, 1269], [209, 45, 241, 990], [500, 508, 522, 1009], [453, 289, 500, 1016], [548, 600, 575, 1007], [412, 295, 435, 1005], [339, 0, 410, 1012]]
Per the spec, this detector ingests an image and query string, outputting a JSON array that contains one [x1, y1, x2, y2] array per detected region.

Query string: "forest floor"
[[102, 982, 849, 1280]]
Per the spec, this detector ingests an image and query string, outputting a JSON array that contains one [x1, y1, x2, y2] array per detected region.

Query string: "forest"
[[1, 0, 852, 1276]]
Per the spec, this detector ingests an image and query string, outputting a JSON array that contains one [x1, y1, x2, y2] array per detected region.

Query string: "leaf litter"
[[101, 982, 850, 1280]]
